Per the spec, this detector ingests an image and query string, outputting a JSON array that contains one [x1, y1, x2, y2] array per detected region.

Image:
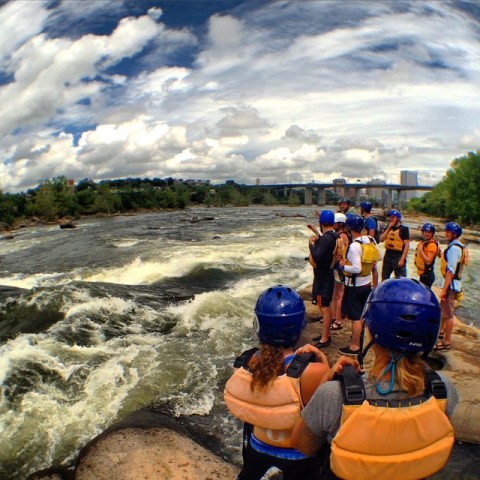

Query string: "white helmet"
[[334, 213, 346, 224]]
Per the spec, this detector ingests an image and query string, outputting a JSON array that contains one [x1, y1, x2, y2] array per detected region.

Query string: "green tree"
[[33, 180, 58, 221]]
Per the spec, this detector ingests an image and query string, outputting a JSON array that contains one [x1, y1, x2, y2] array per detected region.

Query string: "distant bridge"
[[255, 182, 433, 208]]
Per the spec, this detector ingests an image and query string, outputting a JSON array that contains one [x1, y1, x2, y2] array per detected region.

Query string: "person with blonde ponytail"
[[292, 278, 458, 480], [224, 285, 331, 480]]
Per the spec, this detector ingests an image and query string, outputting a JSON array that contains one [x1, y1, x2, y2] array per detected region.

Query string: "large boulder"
[[73, 410, 239, 480]]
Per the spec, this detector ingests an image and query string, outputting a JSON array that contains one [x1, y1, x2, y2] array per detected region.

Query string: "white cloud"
[[0, 0, 479, 193]]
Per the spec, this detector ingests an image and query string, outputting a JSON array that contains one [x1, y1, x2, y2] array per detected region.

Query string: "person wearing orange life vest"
[[414, 223, 441, 288], [291, 278, 458, 480], [224, 285, 331, 480], [436, 222, 465, 351], [330, 213, 351, 332], [379, 209, 410, 280]]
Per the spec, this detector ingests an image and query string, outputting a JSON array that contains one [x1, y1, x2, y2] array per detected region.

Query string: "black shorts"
[[312, 269, 334, 308], [342, 284, 372, 320]]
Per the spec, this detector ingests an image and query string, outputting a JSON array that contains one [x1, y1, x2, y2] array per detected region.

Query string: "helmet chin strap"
[[375, 350, 406, 395], [357, 338, 374, 368]]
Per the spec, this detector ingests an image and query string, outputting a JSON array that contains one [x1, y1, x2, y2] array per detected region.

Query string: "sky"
[[0, 0, 479, 193]]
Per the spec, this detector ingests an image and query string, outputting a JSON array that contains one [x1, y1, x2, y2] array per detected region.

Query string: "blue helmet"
[[444, 222, 462, 238], [346, 214, 365, 232], [363, 278, 440, 354], [254, 285, 306, 347], [360, 201, 372, 213], [319, 210, 335, 225], [421, 223, 435, 234], [388, 209, 402, 220]]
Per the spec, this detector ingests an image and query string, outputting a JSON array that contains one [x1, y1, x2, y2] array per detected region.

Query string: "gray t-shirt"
[[302, 372, 459, 445]]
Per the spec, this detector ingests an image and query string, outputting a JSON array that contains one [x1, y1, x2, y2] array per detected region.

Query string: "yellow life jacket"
[[330, 367, 454, 480], [414, 239, 439, 274], [385, 226, 404, 252], [344, 236, 380, 278], [224, 349, 313, 449], [440, 242, 468, 279]]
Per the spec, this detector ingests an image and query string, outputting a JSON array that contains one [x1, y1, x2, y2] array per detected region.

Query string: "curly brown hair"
[[248, 344, 286, 392]]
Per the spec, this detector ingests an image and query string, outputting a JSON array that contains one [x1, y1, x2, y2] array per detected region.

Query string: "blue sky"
[[0, 0, 479, 193]]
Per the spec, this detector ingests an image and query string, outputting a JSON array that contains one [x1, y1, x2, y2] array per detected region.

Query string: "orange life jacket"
[[224, 349, 313, 449], [330, 367, 454, 480], [414, 239, 439, 274], [385, 226, 405, 252]]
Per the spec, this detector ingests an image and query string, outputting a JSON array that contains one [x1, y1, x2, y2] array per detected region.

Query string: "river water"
[[0, 206, 478, 479]]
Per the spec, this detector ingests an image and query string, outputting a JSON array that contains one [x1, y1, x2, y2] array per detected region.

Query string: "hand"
[[398, 258, 405, 268], [440, 290, 447, 301], [296, 344, 328, 364], [324, 356, 362, 382]]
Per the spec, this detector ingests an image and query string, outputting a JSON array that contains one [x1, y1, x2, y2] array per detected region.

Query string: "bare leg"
[[319, 305, 332, 343], [350, 319, 364, 351]]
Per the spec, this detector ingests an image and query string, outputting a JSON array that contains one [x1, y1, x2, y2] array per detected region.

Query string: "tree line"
[[0, 177, 323, 227], [406, 150, 480, 226], [1, 150, 478, 227]]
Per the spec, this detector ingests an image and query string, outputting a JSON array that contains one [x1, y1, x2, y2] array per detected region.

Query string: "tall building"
[[367, 178, 387, 203], [399, 170, 419, 204]]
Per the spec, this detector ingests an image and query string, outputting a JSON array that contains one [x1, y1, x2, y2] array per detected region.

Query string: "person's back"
[[224, 285, 331, 480], [291, 278, 458, 480]]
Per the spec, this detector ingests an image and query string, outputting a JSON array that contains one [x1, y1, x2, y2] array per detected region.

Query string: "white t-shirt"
[[343, 235, 382, 287]]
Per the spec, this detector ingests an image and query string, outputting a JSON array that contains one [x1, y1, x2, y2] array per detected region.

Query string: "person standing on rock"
[[437, 222, 468, 351], [330, 213, 350, 332], [308, 210, 338, 348], [224, 285, 331, 480], [337, 214, 381, 356], [291, 278, 458, 480], [379, 209, 410, 280], [414, 223, 440, 288]]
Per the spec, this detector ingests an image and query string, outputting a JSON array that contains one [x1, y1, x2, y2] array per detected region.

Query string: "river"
[[0, 206, 478, 479]]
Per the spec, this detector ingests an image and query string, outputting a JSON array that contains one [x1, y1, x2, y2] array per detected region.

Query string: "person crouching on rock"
[[224, 285, 332, 480], [291, 278, 458, 480]]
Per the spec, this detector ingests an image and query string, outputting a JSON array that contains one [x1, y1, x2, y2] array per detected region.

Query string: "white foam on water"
[[111, 238, 141, 248]]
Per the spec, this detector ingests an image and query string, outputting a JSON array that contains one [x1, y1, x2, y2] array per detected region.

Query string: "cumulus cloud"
[[0, 0, 479, 193]]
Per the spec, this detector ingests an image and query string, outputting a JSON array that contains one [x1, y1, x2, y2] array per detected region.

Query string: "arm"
[[379, 218, 396, 243], [398, 239, 409, 267], [418, 242, 436, 265], [291, 417, 323, 457], [371, 262, 378, 287], [342, 242, 361, 275], [296, 344, 331, 404]]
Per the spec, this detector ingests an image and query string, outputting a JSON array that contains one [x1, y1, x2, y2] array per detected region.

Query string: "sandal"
[[438, 331, 445, 340], [330, 321, 343, 331], [434, 341, 451, 351]]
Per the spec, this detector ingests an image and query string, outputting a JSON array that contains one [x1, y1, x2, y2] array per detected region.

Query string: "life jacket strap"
[[338, 365, 365, 405], [426, 370, 448, 399], [233, 348, 258, 368], [285, 353, 316, 378]]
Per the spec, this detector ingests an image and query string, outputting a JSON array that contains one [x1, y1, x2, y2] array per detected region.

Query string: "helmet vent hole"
[[396, 331, 412, 339], [400, 314, 416, 321]]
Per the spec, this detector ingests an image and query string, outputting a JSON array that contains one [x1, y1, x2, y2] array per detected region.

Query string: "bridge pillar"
[[386, 189, 393, 210], [304, 187, 313, 206], [355, 188, 361, 206], [317, 187, 326, 206]]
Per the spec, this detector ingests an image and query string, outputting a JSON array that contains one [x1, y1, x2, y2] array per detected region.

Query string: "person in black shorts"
[[308, 210, 338, 348]]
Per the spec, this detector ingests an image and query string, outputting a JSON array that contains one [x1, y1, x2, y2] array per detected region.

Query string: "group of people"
[[224, 198, 465, 480], [309, 198, 467, 353]]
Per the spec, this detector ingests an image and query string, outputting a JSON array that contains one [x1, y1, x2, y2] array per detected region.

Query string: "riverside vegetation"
[[1, 150, 479, 228]]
